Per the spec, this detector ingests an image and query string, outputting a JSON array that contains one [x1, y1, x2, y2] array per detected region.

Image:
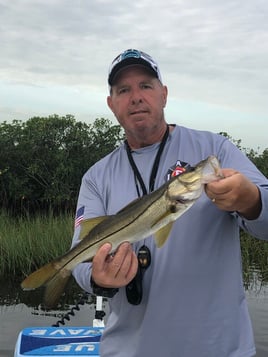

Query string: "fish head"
[[167, 155, 223, 202], [198, 155, 223, 183]]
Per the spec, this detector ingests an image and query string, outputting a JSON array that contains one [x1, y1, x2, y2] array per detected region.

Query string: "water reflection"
[[0, 278, 91, 309], [1, 278, 267, 357], [0, 279, 102, 357]]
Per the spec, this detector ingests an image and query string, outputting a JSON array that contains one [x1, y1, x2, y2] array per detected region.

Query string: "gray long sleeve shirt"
[[72, 125, 268, 357]]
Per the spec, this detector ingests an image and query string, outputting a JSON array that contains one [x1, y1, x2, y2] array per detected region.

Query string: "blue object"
[[14, 326, 104, 357]]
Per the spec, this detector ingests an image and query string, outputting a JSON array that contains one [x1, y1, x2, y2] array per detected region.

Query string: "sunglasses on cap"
[[108, 49, 162, 86]]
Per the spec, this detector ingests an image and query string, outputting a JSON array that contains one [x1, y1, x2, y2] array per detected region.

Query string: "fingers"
[[206, 169, 239, 196], [92, 242, 138, 289], [205, 169, 261, 218]]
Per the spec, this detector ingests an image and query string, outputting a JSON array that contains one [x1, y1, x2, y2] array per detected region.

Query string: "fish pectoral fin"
[[154, 222, 174, 248], [79, 216, 109, 240]]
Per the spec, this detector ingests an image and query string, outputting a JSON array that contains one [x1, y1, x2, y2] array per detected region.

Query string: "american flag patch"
[[75, 206, 85, 228]]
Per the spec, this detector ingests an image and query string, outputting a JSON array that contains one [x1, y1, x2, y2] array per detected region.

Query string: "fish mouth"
[[176, 197, 192, 204], [175, 192, 200, 204]]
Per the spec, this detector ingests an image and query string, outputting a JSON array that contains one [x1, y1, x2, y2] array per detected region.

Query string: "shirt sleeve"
[[218, 139, 268, 240], [235, 184, 268, 240], [71, 166, 106, 293]]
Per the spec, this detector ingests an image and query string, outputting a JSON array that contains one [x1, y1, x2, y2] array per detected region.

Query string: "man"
[[72, 49, 268, 357]]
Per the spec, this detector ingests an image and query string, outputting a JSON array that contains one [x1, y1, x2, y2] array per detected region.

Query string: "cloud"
[[0, 0, 267, 149]]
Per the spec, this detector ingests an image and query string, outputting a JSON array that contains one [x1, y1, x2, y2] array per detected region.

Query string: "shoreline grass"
[[0, 211, 268, 287], [240, 231, 268, 287], [0, 211, 73, 280]]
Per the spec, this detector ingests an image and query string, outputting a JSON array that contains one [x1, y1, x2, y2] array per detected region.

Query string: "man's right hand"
[[91, 242, 139, 289]]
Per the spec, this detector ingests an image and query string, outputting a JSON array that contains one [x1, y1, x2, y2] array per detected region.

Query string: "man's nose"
[[130, 88, 143, 104]]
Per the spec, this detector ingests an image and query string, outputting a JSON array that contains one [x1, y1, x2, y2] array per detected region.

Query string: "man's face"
[[107, 66, 168, 139]]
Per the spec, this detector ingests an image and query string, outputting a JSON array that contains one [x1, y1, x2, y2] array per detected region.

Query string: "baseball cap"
[[108, 49, 162, 86]]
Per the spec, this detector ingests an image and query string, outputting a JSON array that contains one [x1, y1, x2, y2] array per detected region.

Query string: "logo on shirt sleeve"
[[166, 160, 192, 181]]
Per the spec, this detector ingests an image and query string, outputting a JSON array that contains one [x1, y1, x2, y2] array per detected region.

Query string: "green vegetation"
[[0, 211, 73, 279], [241, 231, 268, 288], [0, 115, 124, 216]]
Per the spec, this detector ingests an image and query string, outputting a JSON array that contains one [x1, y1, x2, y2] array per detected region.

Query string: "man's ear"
[[162, 85, 168, 108], [107, 95, 114, 113]]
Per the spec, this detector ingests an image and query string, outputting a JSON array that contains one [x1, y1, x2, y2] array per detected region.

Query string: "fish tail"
[[21, 262, 59, 290], [44, 272, 71, 309], [21, 261, 72, 308]]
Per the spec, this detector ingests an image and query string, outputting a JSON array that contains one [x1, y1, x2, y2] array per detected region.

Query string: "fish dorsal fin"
[[79, 216, 108, 240], [154, 222, 174, 248]]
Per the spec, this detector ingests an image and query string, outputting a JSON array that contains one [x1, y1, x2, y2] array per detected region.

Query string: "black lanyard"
[[125, 125, 169, 196]]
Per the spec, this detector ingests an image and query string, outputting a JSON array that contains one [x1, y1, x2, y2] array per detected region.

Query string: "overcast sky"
[[1, 0, 267, 151]]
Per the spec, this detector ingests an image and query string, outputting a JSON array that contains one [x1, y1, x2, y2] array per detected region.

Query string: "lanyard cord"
[[125, 125, 169, 196], [124, 125, 170, 305]]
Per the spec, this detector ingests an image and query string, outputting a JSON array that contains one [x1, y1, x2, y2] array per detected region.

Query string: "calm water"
[[0, 280, 267, 357]]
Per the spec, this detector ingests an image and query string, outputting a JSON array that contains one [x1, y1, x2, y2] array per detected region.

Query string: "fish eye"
[[170, 202, 178, 213]]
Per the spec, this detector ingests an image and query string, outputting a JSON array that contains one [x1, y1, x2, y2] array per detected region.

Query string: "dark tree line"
[[0, 115, 124, 215], [219, 131, 268, 178], [0, 116, 267, 216]]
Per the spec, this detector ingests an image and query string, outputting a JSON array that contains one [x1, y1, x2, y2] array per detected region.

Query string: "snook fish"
[[21, 155, 223, 308]]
